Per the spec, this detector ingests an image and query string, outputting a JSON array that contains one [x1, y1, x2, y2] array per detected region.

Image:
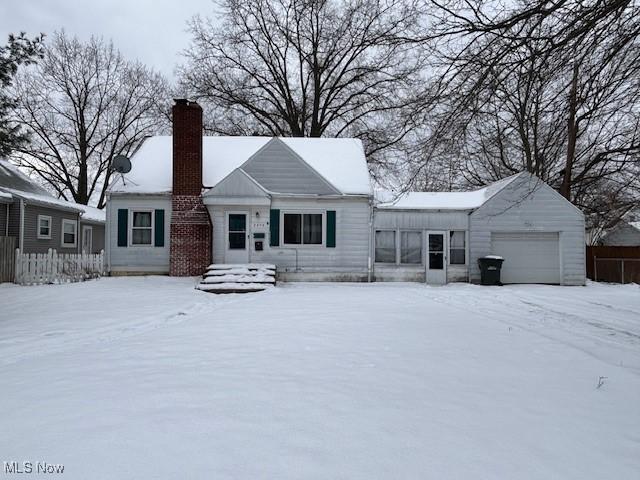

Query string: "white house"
[[105, 99, 586, 286]]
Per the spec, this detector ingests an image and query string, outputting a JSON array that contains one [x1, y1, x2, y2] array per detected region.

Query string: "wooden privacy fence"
[[586, 246, 640, 284], [0, 236, 16, 282], [14, 249, 105, 285]]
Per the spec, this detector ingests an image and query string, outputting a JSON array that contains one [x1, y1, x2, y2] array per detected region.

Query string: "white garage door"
[[491, 232, 560, 284]]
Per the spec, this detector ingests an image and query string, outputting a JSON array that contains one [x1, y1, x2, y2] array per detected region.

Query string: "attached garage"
[[491, 232, 560, 284], [470, 173, 586, 286], [374, 172, 586, 285]]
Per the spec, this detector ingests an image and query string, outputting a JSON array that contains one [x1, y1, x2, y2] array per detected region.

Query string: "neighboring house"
[[0, 159, 105, 255], [105, 99, 585, 285], [599, 221, 640, 246]]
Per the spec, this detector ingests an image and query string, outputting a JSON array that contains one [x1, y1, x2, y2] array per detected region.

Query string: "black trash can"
[[477, 256, 504, 286]]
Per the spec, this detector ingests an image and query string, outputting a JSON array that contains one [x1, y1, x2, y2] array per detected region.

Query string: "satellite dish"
[[112, 155, 132, 174]]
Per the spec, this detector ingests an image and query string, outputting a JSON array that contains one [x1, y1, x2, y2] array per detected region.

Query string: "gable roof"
[[203, 168, 270, 198], [108, 136, 371, 196], [0, 158, 51, 196], [0, 158, 105, 223], [377, 173, 523, 210]]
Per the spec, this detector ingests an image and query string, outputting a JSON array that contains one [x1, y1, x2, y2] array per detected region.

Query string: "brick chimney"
[[169, 99, 211, 276]]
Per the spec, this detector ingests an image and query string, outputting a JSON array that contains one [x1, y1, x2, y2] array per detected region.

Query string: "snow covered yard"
[[1, 278, 639, 479]]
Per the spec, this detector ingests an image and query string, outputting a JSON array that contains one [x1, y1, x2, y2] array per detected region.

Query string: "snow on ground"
[[1, 278, 639, 479]]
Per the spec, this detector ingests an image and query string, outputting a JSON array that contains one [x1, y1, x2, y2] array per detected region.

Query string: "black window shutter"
[[326, 210, 336, 248], [154, 209, 165, 247], [270, 209, 280, 246], [117, 209, 128, 247]]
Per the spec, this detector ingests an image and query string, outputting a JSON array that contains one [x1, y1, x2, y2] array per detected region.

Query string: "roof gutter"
[[9, 193, 83, 214]]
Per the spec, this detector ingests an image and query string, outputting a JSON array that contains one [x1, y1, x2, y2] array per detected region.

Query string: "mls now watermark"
[[4, 461, 65, 474]]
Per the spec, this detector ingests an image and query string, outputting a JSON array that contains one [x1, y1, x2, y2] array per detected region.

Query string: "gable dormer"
[[241, 138, 341, 195], [202, 168, 271, 206]]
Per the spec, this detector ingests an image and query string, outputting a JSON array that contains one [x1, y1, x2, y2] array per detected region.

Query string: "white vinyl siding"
[[242, 139, 339, 195], [373, 209, 470, 282], [207, 196, 370, 279], [106, 195, 172, 274], [470, 174, 585, 285]]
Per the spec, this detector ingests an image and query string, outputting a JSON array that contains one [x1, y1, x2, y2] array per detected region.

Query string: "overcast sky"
[[0, 0, 217, 78]]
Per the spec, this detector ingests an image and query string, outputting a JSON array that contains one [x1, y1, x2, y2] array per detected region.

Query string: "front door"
[[82, 226, 93, 254], [226, 212, 249, 263], [426, 231, 447, 284]]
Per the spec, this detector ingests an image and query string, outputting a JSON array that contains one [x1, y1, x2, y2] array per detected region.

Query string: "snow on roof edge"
[[377, 172, 525, 211], [109, 135, 372, 196], [1, 188, 83, 213], [1, 187, 105, 222]]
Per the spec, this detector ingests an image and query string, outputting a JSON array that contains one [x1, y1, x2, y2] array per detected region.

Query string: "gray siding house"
[[600, 221, 640, 246], [0, 159, 106, 256], [105, 99, 585, 285]]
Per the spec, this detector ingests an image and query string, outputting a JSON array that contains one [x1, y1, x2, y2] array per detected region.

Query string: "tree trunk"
[[561, 62, 579, 200]]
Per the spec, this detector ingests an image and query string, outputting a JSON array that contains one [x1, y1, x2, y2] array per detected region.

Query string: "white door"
[[225, 212, 249, 264], [491, 232, 560, 284], [82, 226, 93, 254], [426, 231, 447, 284]]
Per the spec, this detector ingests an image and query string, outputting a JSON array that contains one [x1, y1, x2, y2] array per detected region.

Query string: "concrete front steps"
[[196, 264, 276, 294]]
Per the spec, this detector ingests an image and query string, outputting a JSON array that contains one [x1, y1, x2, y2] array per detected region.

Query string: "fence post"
[[14, 248, 20, 284]]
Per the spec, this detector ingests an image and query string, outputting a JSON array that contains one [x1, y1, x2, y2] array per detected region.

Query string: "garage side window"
[[449, 231, 466, 264], [375, 230, 396, 263], [400, 231, 422, 264]]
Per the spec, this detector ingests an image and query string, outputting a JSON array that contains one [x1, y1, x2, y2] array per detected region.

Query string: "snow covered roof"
[[0, 187, 81, 212], [0, 158, 51, 196], [629, 221, 640, 231], [0, 190, 12, 203], [0, 159, 105, 222], [77, 204, 105, 223], [0, 187, 105, 223], [108, 136, 371, 196], [377, 173, 522, 210]]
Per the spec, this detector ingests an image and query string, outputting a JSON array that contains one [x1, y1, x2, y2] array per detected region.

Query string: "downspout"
[[467, 210, 472, 284], [5, 203, 8, 236], [78, 212, 81, 254], [105, 194, 111, 274], [18, 198, 24, 251], [368, 197, 374, 282]]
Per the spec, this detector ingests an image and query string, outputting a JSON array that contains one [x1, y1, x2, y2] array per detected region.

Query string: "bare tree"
[[406, 0, 640, 232], [179, 0, 426, 171], [11, 32, 169, 207]]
